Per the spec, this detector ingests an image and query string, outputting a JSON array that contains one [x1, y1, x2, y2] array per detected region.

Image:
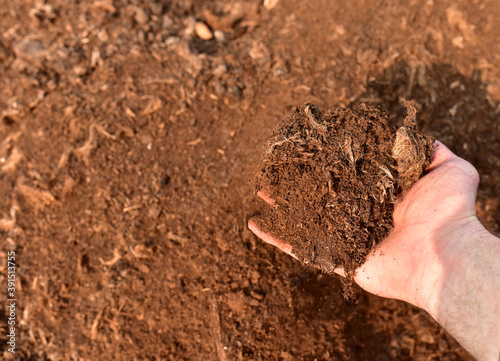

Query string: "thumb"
[[426, 140, 456, 172]]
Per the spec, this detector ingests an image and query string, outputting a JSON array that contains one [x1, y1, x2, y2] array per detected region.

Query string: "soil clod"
[[255, 102, 433, 298]]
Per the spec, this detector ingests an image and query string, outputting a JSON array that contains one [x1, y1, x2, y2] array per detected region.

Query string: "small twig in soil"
[[94, 124, 117, 140], [123, 204, 141, 212], [304, 104, 327, 132], [16, 177, 56, 209], [98, 249, 122, 266], [187, 137, 202, 146], [166, 231, 188, 246], [0, 205, 18, 232], [328, 179, 334, 195], [50, 147, 73, 181], [377, 163, 395, 181], [210, 298, 228, 361], [90, 308, 104, 340], [0, 146, 23, 174], [76, 125, 97, 164], [341, 136, 355, 165], [266, 132, 300, 155], [322, 165, 337, 196]]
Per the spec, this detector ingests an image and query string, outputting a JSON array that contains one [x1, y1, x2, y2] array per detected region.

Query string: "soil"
[[0, 0, 499, 360], [255, 102, 433, 297]]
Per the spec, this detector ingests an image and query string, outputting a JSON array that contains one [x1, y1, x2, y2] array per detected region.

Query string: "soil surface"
[[255, 103, 432, 297], [1, 0, 499, 360]]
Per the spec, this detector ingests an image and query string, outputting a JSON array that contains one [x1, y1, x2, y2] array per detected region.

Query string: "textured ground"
[[0, 0, 499, 360]]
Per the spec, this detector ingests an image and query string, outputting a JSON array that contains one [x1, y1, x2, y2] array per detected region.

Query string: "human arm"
[[249, 141, 500, 361], [426, 221, 500, 361]]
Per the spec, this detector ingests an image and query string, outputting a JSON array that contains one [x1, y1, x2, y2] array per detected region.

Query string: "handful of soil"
[[254, 101, 433, 297]]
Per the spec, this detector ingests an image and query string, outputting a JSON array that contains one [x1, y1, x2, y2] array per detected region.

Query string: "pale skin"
[[249, 141, 500, 361]]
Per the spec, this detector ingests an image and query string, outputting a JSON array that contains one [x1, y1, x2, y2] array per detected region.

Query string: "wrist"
[[415, 217, 493, 316]]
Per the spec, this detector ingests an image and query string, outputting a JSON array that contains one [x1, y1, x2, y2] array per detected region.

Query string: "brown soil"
[[255, 102, 432, 297], [1, 0, 499, 360]]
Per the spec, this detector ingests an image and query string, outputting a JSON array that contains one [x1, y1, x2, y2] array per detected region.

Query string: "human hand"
[[249, 140, 481, 310]]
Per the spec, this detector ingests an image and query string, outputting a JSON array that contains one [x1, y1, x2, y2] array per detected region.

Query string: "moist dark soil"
[[255, 102, 433, 297]]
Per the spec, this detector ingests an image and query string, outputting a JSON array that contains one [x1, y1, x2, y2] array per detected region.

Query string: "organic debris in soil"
[[255, 101, 433, 299]]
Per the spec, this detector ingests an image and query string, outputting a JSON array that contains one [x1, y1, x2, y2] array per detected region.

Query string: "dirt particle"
[[162, 14, 173, 28], [214, 30, 226, 43], [195, 22, 214, 40], [160, 175, 171, 186], [13, 39, 45, 59], [134, 7, 149, 25], [93, 1, 116, 13], [228, 85, 243, 100], [141, 97, 163, 115]]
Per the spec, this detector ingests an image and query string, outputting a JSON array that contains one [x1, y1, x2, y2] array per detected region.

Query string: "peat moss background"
[[0, 0, 499, 360]]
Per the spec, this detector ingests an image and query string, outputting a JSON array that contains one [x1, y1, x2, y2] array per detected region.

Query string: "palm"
[[250, 141, 480, 305]]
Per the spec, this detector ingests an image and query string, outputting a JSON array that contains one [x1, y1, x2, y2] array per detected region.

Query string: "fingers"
[[248, 218, 297, 259], [334, 267, 346, 278], [257, 188, 275, 205], [252, 187, 295, 255], [253, 187, 347, 277], [248, 218, 349, 278], [252, 188, 293, 258], [426, 140, 480, 188]]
